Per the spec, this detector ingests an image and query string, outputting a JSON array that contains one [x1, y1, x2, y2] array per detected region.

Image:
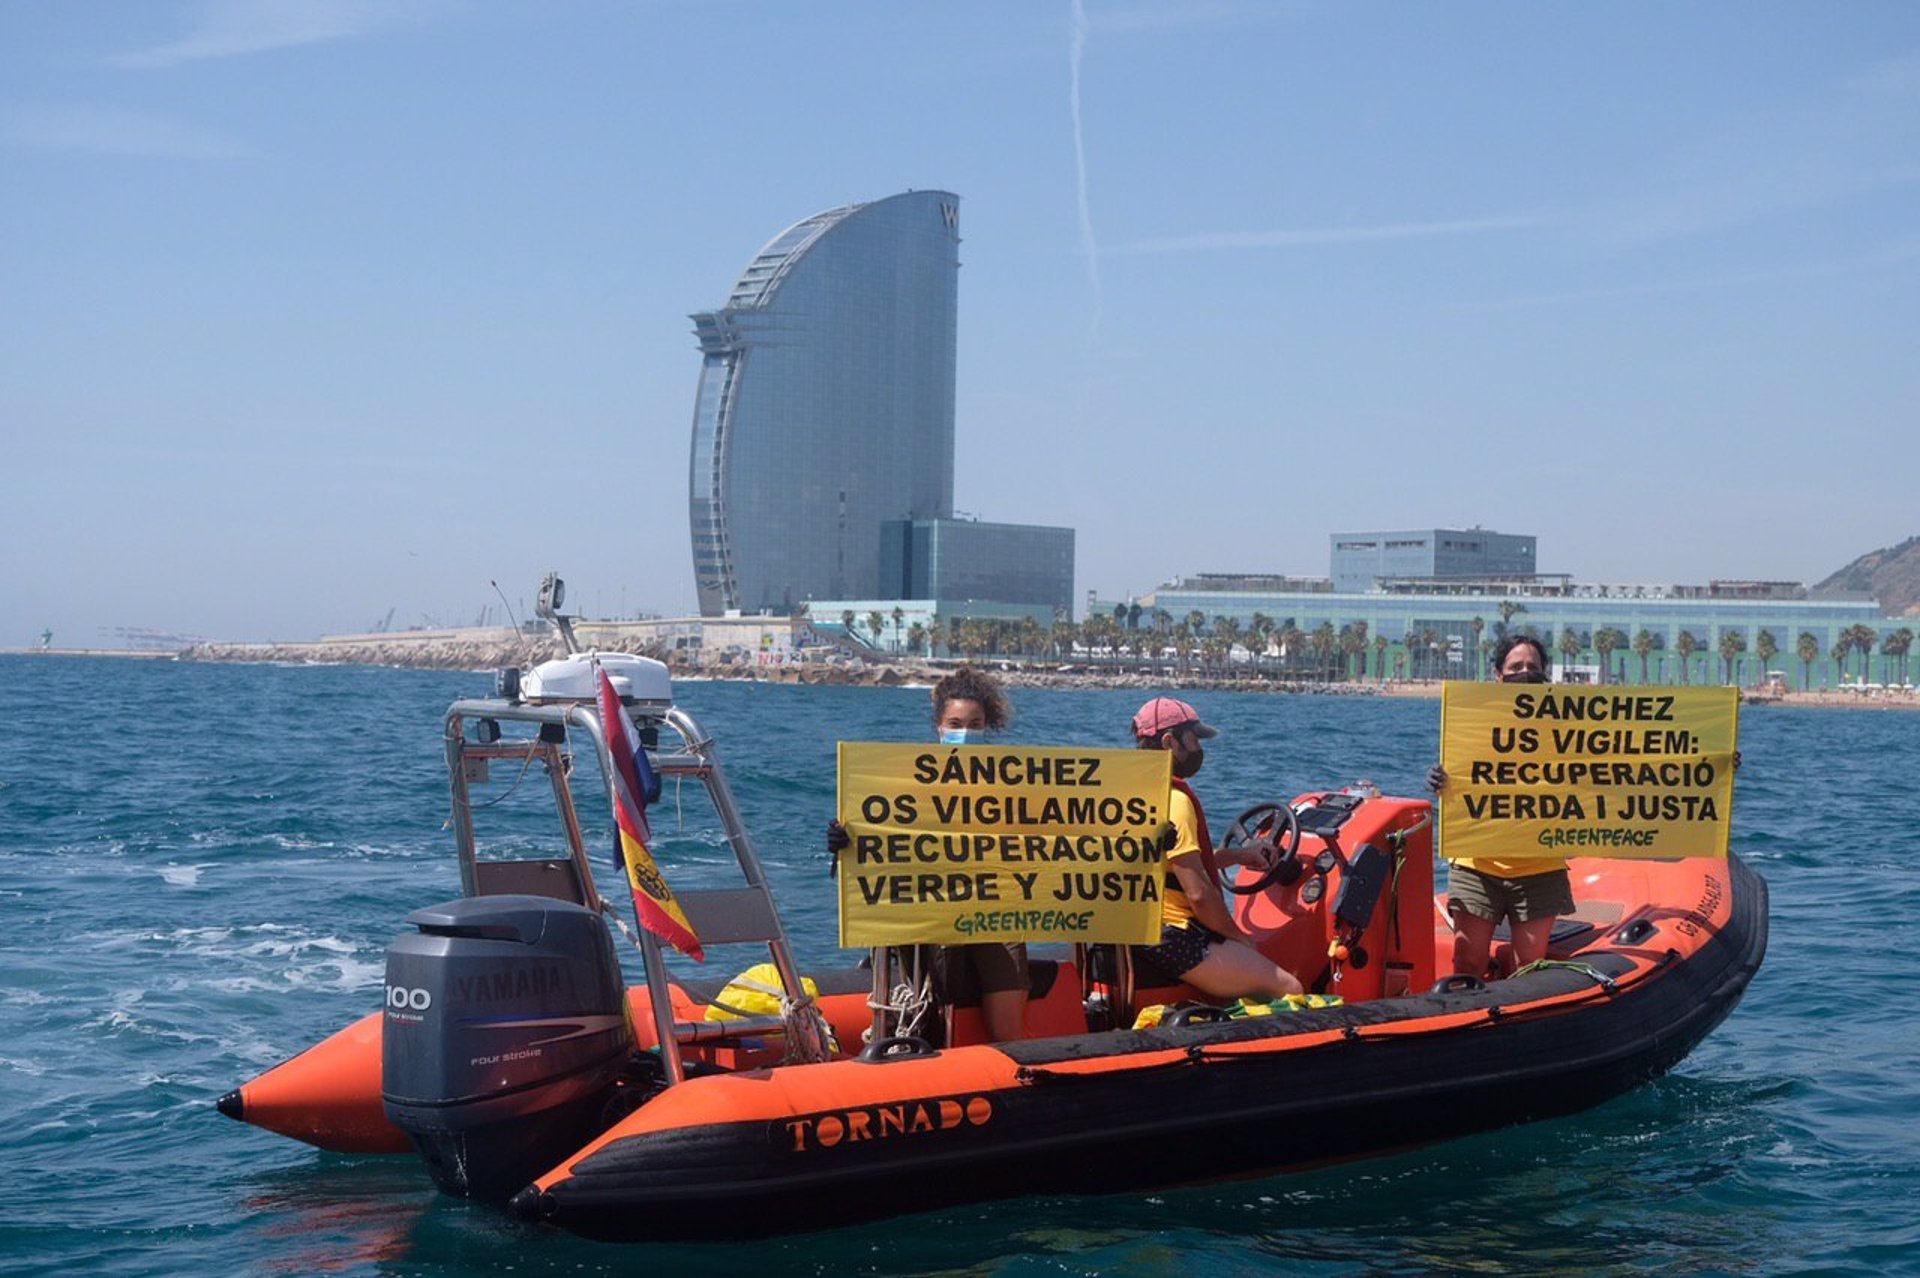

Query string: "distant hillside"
[[1814, 535, 1920, 616]]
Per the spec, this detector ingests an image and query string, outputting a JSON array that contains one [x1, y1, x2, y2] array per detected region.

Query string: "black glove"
[[1157, 821, 1179, 853], [1426, 765, 1448, 794], [826, 820, 848, 878]]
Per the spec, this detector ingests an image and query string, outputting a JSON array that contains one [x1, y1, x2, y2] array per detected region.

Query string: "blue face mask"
[[940, 727, 986, 745]]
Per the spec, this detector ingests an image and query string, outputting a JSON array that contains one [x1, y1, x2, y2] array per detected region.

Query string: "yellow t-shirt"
[[1160, 787, 1202, 930], [1449, 851, 1569, 879]]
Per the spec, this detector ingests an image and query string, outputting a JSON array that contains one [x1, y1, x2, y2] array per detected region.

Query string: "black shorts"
[[932, 942, 1030, 1000], [1130, 923, 1223, 984]]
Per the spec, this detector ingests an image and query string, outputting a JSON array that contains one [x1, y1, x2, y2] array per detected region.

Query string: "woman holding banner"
[[828, 668, 1030, 1042], [1430, 634, 1573, 977]]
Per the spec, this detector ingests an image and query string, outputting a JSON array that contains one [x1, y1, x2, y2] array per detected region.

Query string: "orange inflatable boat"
[[217, 650, 1767, 1240]]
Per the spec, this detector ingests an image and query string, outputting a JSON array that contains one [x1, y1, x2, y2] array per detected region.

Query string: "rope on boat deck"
[[1508, 958, 1620, 992]]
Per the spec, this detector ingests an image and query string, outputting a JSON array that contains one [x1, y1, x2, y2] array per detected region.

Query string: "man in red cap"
[[1131, 697, 1303, 1001]]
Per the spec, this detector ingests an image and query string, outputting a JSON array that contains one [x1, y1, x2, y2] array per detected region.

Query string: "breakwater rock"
[[179, 630, 934, 686], [178, 630, 1387, 696], [183, 633, 572, 672]]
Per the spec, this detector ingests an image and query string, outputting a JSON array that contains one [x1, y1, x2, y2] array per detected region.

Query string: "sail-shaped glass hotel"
[[689, 191, 960, 615]]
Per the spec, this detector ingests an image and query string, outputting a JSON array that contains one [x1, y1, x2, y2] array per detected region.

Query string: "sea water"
[[2, 656, 1915, 1276]]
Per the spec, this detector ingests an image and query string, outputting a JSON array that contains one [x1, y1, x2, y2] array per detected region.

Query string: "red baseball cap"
[[1132, 696, 1218, 741]]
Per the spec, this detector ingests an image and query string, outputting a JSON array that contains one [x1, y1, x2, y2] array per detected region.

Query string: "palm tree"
[[1278, 622, 1304, 676], [1852, 625, 1880, 684], [1632, 629, 1656, 685], [891, 606, 906, 653], [1594, 627, 1621, 685], [1889, 627, 1914, 686], [840, 609, 857, 643], [1879, 629, 1904, 687], [1496, 599, 1526, 639], [1309, 622, 1337, 680], [1170, 615, 1194, 673], [1755, 628, 1779, 686], [1717, 630, 1746, 685], [1674, 630, 1698, 685], [1558, 627, 1583, 678], [1373, 633, 1389, 681], [1339, 621, 1369, 681], [1017, 616, 1044, 662], [1796, 632, 1820, 690], [1414, 627, 1440, 680], [1215, 615, 1242, 669], [1075, 614, 1103, 665], [1831, 637, 1853, 686], [1172, 629, 1196, 674], [1469, 617, 1486, 679], [866, 610, 886, 649], [1247, 613, 1272, 676]]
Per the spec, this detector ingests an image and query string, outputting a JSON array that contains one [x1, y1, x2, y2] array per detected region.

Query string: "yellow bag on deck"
[[703, 962, 821, 1022], [1131, 993, 1343, 1030]]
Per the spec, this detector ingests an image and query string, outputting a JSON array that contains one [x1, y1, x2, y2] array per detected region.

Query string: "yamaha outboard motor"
[[381, 894, 633, 1200]]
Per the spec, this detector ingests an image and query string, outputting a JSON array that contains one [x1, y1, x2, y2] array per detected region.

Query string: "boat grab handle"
[[1164, 1004, 1233, 1028], [1429, 974, 1490, 996], [1613, 918, 1658, 946], [856, 1035, 936, 1063]]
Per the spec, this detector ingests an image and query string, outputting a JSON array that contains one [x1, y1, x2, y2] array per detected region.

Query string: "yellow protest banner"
[[836, 743, 1170, 947], [1439, 684, 1738, 861]]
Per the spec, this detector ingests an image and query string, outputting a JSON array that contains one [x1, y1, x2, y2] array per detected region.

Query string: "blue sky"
[[4, 2, 1916, 644]]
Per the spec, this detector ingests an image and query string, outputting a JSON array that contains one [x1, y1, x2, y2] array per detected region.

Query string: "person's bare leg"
[[1182, 940, 1302, 1000], [1509, 917, 1556, 968], [1451, 910, 1497, 978], [980, 989, 1027, 1042]]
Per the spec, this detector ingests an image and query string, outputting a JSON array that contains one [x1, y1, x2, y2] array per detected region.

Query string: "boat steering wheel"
[[1218, 802, 1304, 895]]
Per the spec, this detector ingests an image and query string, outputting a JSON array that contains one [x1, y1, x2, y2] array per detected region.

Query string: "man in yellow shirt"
[[1128, 697, 1303, 1000]]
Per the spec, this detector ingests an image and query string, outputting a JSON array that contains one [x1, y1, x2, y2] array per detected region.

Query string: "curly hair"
[[931, 667, 1011, 730], [1491, 632, 1550, 673]]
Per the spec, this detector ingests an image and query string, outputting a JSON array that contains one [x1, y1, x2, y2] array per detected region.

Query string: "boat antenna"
[[490, 578, 538, 668]]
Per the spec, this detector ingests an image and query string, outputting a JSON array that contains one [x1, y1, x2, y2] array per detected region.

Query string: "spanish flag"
[[595, 663, 702, 961]]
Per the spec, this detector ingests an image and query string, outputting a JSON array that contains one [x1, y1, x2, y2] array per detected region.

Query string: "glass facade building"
[[688, 191, 960, 614], [1136, 584, 1904, 686], [879, 519, 1075, 616], [1331, 529, 1537, 593]]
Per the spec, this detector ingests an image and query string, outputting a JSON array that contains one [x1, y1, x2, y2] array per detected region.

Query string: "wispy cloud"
[[106, 0, 427, 69], [1109, 215, 1547, 256], [1454, 236, 1920, 311], [0, 103, 253, 159], [1582, 161, 1920, 249]]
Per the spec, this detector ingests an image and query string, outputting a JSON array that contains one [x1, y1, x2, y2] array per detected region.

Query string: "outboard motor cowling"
[[381, 894, 633, 1200]]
